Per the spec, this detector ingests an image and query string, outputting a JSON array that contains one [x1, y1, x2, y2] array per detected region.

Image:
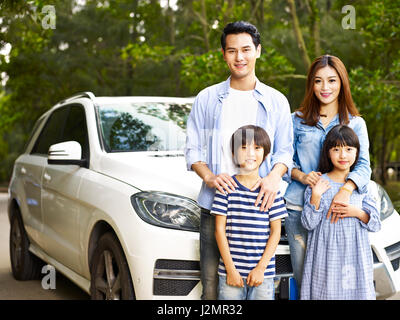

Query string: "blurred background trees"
[[0, 0, 399, 185]]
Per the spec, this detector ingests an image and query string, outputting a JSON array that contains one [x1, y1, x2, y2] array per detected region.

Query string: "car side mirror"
[[47, 141, 88, 167]]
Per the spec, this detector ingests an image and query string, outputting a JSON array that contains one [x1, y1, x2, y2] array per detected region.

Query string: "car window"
[[62, 105, 89, 160], [98, 102, 191, 152], [23, 115, 46, 153], [31, 107, 69, 155]]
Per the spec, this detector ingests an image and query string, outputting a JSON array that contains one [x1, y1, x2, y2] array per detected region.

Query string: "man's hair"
[[221, 21, 261, 50], [231, 125, 271, 167]]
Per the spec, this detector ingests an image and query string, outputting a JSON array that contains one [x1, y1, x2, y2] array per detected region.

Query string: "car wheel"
[[9, 212, 43, 280], [90, 232, 135, 300]]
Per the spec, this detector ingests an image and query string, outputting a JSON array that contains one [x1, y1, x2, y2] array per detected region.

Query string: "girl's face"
[[235, 140, 265, 173], [313, 66, 341, 107], [329, 145, 358, 172]]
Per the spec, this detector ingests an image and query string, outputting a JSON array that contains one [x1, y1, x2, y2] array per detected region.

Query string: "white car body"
[[8, 93, 400, 299]]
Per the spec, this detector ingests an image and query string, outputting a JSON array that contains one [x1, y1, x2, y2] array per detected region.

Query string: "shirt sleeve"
[[184, 92, 208, 171], [347, 117, 372, 193], [269, 191, 288, 221], [301, 186, 325, 230], [285, 113, 300, 184], [210, 190, 228, 216], [358, 192, 381, 232], [270, 95, 294, 182]]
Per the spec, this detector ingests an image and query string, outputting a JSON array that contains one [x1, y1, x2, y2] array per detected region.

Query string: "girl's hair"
[[231, 125, 271, 166], [296, 55, 360, 126], [318, 125, 360, 173]]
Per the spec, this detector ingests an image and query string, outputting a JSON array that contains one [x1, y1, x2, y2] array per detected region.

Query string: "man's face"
[[222, 33, 261, 81]]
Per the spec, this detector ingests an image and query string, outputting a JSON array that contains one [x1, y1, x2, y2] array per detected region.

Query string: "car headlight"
[[131, 191, 200, 232], [377, 184, 394, 221]]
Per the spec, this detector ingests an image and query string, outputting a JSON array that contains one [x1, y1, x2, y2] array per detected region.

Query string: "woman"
[[283, 55, 371, 295]]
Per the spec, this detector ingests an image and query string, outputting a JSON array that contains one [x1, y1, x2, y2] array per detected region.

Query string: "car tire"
[[9, 212, 43, 280], [90, 232, 135, 300]]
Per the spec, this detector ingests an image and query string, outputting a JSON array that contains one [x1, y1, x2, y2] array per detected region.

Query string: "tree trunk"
[[199, 0, 210, 52], [380, 118, 388, 185], [287, 0, 311, 70], [223, 0, 235, 26], [307, 0, 321, 57]]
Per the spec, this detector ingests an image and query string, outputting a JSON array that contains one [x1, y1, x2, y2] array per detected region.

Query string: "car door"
[[24, 108, 70, 249], [41, 104, 90, 274]]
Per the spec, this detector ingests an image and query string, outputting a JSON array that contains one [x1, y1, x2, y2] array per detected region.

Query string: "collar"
[[217, 76, 271, 111]]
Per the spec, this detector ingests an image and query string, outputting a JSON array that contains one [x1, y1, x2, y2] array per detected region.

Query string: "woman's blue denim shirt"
[[284, 111, 371, 207]]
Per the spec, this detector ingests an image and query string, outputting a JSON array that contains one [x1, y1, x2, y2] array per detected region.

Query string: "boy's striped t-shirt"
[[211, 176, 287, 278]]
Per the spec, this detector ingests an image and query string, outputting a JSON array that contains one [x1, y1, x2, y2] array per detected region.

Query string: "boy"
[[212, 125, 287, 300]]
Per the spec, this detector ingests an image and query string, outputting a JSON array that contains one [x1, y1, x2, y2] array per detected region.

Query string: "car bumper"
[[124, 224, 293, 299], [373, 240, 400, 299]]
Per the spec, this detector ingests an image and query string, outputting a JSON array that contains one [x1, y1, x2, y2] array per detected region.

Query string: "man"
[[185, 21, 293, 300]]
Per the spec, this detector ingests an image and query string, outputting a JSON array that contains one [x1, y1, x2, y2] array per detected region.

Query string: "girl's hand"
[[226, 269, 244, 288], [301, 171, 322, 187], [311, 178, 331, 197], [247, 266, 265, 287]]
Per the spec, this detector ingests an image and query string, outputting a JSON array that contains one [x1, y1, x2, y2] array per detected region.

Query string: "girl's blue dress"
[[300, 174, 381, 300]]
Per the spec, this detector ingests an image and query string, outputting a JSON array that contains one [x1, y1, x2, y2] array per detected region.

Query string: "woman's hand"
[[331, 201, 370, 224], [301, 171, 322, 187], [327, 188, 351, 223]]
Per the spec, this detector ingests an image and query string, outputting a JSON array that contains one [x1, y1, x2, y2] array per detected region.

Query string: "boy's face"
[[222, 33, 261, 81], [235, 140, 265, 174]]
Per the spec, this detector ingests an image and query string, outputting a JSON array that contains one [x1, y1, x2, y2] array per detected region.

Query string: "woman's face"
[[313, 66, 341, 107]]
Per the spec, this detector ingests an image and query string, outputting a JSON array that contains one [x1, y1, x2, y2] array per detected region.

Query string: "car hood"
[[97, 152, 202, 201]]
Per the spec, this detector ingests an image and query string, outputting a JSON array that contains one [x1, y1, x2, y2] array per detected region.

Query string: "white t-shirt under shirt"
[[220, 87, 258, 175]]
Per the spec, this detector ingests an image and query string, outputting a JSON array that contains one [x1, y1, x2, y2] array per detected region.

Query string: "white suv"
[[8, 92, 400, 299]]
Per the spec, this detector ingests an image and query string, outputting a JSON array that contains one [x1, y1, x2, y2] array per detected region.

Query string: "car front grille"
[[276, 254, 293, 275], [385, 241, 400, 271], [153, 259, 200, 296]]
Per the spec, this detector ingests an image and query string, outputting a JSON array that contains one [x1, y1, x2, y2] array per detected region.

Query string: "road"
[[0, 193, 89, 300]]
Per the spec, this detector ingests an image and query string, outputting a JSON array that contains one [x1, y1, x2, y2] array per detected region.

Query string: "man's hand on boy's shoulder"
[[251, 171, 281, 212], [205, 172, 238, 195]]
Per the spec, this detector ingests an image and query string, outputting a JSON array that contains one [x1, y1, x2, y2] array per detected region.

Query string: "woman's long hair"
[[296, 55, 360, 126]]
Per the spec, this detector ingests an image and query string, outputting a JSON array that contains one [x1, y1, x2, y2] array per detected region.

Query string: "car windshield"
[[98, 101, 192, 152]]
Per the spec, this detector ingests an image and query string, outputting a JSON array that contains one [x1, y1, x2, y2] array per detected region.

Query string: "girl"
[[300, 125, 381, 300], [284, 55, 372, 293]]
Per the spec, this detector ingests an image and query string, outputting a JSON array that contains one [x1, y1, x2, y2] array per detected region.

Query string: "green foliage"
[[0, 0, 398, 183]]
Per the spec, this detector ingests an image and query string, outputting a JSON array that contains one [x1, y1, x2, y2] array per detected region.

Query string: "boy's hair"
[[221, 21, 261, 50], [318, 124, 360, 173], [231, 125, 271, 167]]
